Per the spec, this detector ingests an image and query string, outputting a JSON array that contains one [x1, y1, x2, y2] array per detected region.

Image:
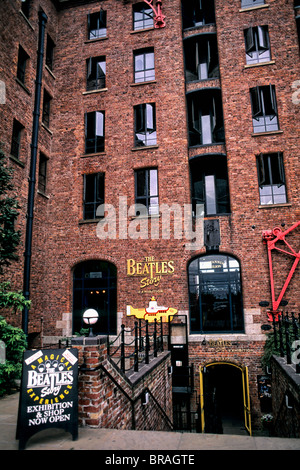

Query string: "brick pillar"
[[71, 336, 107, 427]]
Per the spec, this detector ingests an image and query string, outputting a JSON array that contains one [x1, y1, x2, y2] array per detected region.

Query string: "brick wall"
[[271, 355, 300, 438], [72, 336, 173, 430], [188, 339, 266, 429], [1, 0, 298, 335], [0, 0, 299, 434]]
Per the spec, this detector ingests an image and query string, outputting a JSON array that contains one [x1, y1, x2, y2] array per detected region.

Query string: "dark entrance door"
[[202, 363, 247, 435]]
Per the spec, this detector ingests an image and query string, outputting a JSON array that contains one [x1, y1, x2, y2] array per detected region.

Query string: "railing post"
[[121, 324, 125, 372], [278, 315, 284, 357], [272, 314, 278, 351], [145, 320, 149, 364], [154, 318, 157, 357], [134, 321, 139, 372], [139, 318, 143, 351], [191, 363, 194, 390], [160, 318, 164, 352], [285, 312, 291, 364]]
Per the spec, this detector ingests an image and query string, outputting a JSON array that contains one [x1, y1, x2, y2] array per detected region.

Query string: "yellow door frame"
[[199, 361, 252, 436]]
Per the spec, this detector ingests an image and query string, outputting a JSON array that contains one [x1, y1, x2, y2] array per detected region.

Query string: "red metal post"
[[262, 221, 300, 319], [143, 0, 166, 28]]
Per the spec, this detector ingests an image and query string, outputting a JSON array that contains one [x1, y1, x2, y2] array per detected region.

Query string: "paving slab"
[[1, 392, 299, 452]]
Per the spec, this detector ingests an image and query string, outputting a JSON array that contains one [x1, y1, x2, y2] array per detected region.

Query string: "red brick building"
[[0, 0, 299, 433]]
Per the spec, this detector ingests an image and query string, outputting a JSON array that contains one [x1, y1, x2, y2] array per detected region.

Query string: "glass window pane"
[[134, 50, 155, 82], [205, 175, 216, 214], [265, 116, 278, 132], [86, 112, 95, 138], [146, 52, 154, 70], [135, 12, 143, 21], [259, 186, 273, 204], [133, 6, 153, 30], [201, 281, 231, 332], [136, 171, 146, 197], [145, 69, 155, 81], [135, 71, 144, 83], [189, 255, 243, 333], [199, 62, 208, 80], [135, 54, 144, 71], [201, 114, 212, 144], [149, 169, 158, 196], [146, 104, 154, 130], [85, 175, 95, 203], [96, 112, 104, 136], [273, 193, 286, 204], [149, 199, 159, 215], [89, 11, 107, 39]]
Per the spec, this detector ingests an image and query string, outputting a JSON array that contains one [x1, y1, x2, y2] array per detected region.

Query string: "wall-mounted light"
[[141, 391, 149, 405], [285, 393, 293, 409], [259, 301, 270, 307]]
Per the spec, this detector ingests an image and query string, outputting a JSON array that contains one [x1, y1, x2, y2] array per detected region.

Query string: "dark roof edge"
[[51, 0, 108, 11]]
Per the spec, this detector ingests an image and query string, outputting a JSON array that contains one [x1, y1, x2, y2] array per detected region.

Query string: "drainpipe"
[[22, 10, 48, 335]]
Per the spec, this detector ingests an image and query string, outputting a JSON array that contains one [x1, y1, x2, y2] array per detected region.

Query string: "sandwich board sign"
[[16, 348, 78, 450]]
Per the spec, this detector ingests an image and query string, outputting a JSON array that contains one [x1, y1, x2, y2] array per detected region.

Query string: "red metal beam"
[[262, 221, 300, 319], [143, 0, 166, 28]]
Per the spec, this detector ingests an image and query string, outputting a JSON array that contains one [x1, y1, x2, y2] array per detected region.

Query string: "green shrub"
[[261, 323, 298, 371], [261, 332, 277, 371], [0, 316, 27, 396]]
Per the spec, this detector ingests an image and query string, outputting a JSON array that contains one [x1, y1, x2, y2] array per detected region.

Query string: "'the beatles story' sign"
[[16, 348, 78, 450]]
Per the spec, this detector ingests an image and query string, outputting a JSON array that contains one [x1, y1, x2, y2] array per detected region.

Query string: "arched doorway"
[[73, 260, 117, 335], [199, 362, 251, 435]]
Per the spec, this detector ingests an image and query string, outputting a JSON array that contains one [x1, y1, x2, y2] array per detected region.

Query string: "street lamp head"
[[83, 309, 99, 336]]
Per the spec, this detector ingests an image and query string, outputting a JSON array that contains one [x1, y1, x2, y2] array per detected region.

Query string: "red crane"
[[143, 0, 166, 28], [262, 221, 300, 320]]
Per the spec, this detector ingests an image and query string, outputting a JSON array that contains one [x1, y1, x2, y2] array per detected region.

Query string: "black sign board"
[[16, 348, 78, 450]]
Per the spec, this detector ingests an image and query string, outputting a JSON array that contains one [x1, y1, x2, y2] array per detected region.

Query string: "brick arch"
[[202, 360, 244, 371], [72, 259, 118, 335], [70, 255, 118, 273]]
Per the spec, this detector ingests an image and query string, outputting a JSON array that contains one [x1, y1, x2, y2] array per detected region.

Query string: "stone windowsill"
[[244, 60, 275, 69], [239, 4, 269, 13]]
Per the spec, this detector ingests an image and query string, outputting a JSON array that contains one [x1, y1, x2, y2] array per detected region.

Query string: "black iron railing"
[[173, 410, 199, 433], [272, 312, 300, 373], [107, 319, 166, 374]]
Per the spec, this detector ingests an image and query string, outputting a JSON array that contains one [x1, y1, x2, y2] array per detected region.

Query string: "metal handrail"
[[273, 312, 300, 373], [79, 362, 173, 431], [107, 318, 166, 374]]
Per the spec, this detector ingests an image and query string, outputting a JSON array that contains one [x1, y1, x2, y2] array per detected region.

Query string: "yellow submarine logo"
[[126, 297, 177, 322]]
